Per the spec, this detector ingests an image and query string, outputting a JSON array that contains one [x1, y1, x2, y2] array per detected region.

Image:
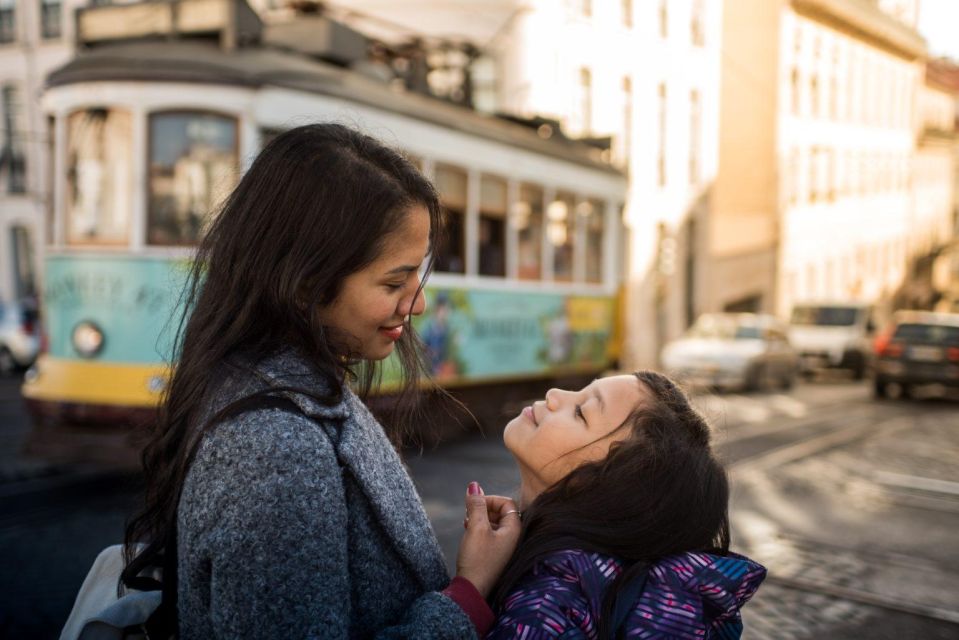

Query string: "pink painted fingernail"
[[468, 481, 480, 496]]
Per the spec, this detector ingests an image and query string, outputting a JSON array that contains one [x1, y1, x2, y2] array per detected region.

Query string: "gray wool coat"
[[176, 349, 476, 639]]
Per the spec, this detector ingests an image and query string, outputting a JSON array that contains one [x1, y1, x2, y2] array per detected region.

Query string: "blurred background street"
[[3, 0, 959, 637]]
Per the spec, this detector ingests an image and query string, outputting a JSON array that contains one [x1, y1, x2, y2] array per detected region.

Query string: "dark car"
[[873, 311, 959, 398]]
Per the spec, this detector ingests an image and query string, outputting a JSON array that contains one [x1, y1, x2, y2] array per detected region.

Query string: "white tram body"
[[23, 1, 628, 424]]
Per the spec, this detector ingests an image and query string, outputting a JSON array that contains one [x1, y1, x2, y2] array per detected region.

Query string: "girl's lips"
[[522, 406, 537, 425], [380, 325, 403, 341]]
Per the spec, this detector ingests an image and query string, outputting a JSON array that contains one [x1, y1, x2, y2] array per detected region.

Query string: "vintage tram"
[[22, 2, 628, 434]]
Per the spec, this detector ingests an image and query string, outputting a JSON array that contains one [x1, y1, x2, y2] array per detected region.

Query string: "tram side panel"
[[22, 254, 187, 426]]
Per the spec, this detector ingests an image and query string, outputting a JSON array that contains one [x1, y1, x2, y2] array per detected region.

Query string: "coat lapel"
[[252, 350, 450, 591], [333, 390, 451, 591]]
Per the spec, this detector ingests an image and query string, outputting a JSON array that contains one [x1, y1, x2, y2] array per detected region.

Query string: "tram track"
[[752, 532, 959, 627], [722, 401, 916, 472]]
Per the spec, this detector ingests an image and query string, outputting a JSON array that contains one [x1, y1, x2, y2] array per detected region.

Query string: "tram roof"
[[47, 41, 624, 177]]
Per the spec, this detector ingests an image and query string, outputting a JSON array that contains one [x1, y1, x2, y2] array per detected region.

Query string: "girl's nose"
[[545, 387, 570, 410]]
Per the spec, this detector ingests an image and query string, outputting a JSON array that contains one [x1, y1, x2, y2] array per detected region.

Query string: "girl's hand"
[[454, 482, 522, 599]]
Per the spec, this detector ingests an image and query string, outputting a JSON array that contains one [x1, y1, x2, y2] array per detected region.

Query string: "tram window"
[[147, 112, 238, 246], [479, 175, 506, 277], [66, 108, 133, 245], [433, 163, 467, 274], [584, 198, 605, 283], [548, 191, 576, 282], [513, 183, 544, 280]]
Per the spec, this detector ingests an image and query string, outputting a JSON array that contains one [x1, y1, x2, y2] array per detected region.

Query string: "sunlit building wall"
[[0, 0, 87, 302], [718, 0, 932, 320], [777, 0, 936, 318], [492, 0, 723, 369], [914, 61, 958, 255]]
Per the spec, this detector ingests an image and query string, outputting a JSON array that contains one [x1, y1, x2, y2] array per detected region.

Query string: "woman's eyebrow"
[[384, 264, 419, 276]]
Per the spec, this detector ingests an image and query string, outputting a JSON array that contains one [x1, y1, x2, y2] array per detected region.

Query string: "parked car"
[[873, 310, 959, 398], [0, 297, 39, 375], [788, 302, 877, 379], [661, 313, 800, 391]]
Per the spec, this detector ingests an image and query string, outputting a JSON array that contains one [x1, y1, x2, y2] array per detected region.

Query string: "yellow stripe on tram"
[[21, 355, 169, 408]]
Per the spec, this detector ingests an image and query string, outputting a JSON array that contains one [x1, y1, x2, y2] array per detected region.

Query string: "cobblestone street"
[[2, 376, 959, 637]]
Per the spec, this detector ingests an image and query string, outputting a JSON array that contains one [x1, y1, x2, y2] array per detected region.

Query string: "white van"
[[788, 302, 877, 379]]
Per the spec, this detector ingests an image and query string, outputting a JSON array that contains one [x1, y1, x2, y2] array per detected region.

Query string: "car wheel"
[[873, 379, 888, 398], [0, 347, 15, 376]]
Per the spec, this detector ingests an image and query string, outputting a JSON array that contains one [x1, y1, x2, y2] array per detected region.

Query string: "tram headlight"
[[72, 321, 105, 358]]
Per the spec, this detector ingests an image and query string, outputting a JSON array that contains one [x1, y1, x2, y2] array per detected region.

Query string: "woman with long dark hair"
[[486, 371, 766, 639], [122, 123, 520, 638]]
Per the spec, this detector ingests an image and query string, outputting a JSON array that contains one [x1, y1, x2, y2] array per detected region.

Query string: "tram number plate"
[[909, 346, 943, 362]]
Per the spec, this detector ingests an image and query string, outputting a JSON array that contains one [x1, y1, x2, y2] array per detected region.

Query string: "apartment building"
[[0, 0, 90, 302]]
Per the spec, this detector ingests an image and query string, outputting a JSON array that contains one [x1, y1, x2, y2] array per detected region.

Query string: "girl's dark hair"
[[490, 371, 730, 639], [121, 123, 443, 629]]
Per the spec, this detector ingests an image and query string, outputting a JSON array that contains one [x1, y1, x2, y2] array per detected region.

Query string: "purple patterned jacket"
[[487, 549, 766, 639]]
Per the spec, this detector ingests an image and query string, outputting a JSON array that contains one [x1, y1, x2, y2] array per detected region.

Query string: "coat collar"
[[248, 349, 450, 591]]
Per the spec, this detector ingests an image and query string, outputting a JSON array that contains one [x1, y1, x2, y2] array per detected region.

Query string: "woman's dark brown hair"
[[491, 370, 730, 639], [121, 123, 443, 632]]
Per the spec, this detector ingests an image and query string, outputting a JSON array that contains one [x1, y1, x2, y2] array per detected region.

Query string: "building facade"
[[715, 0, 950, 323], [0, 0, 90, 303]]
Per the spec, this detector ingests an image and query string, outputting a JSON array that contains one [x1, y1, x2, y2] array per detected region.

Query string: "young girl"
[[121, 124, 520, 638], [486, 371, 766, 639]]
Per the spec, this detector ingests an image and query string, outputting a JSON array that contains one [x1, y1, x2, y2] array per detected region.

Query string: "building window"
[[791, 68, 801, 115], [10, 225, 36, 298], [582, 198, 605, 283], [825, 148, 835, 200], [809, 147, 819, 202], [40, 0, 62, 39], [657, 83, 667, 187], [621, 76, 632, 163], [147, 111, 238, 246], [787, 148, 800, 205], [513, 183, 544, 280], [0, 0, 15, 44], [575, 68, 592, 134], [622, 0, 632, 27], [549, 192, 576, 282], [659, 0, 668, 38], [66, 108, 133, 245], [571, 0, 591, 18], [810, 75, 819, 118], [689, 89, 701, 186], [478, 174, 507, 277], [434, 163, 468, 274], [691, 0, 705, 46], [1, 85, 26, 193]]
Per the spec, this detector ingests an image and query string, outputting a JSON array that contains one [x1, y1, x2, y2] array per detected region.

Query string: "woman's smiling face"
[[317, 204, 430, 361], [503, 375, 646, 497]]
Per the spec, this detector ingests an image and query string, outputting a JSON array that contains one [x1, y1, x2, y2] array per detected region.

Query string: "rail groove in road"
[[753, 533, 959, 628], [725, 403, 915, 473]]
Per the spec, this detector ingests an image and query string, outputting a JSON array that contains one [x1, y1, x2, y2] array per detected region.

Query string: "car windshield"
[[790, 306, 860, 326], [892, 323, 959, 345], [687, 317, 763, 340]]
